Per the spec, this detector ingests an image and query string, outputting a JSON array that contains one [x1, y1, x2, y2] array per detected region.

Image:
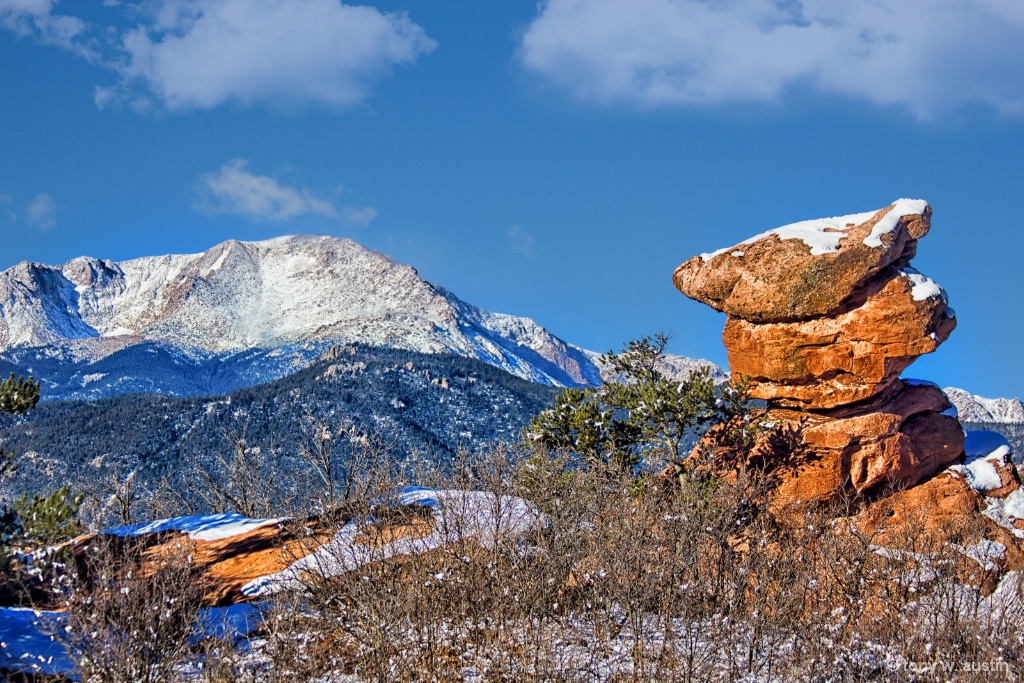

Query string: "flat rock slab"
[[674, 200, 930, 323]]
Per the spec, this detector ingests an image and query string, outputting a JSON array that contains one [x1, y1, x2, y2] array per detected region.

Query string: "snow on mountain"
[[0, 235, 717, 389], [944, 387, 1024, 424]]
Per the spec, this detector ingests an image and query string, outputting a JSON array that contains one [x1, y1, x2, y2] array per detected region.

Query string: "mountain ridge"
[[0, 234, 721, 397], [944, 387, 1024, 424]]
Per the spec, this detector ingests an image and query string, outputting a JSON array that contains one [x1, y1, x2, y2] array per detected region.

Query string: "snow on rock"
[[944, 387, 1024, 424], [899, 267, 947, 302], [105, 513, 283, 542], [700, 209, 873, 261], [242, 486, 549, 597], [699, 198, 928, 262], [984, 489, 1024, 539], [947, 431, 1013, 493], [862, 198, 929, 248]]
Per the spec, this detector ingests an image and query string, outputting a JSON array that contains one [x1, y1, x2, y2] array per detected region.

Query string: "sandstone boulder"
[[673, 200, 930, 323], [773, 380, 963, 502], [683, 381, 965, 506], [724, 266, 956, 408]]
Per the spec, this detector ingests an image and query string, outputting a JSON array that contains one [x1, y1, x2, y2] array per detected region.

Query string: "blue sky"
[[1, 0, 1023, 398]]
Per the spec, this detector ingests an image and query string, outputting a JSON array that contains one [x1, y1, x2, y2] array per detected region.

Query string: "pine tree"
[[0, 372, 40, 414], [0, 373, 40, 479], [526, 334, 747, 471], [1, 373, 81, 605], [14, 485, 84, 546]]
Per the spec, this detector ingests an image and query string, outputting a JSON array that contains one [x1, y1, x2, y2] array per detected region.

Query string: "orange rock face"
[[724, 267, 956, 408], [674, 200, 971, 503], [673, 202, 931, 323], [671, 199, 1024, 589], [765, 381, 965, 503]]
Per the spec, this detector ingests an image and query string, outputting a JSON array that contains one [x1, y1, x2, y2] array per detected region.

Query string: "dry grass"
[[44, 443, 1024, 682]]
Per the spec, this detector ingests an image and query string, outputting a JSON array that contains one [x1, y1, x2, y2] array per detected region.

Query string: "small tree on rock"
[[526, 334, 744, 471]]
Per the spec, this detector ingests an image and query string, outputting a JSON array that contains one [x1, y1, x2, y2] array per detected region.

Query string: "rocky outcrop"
[[673, 199, 1024, 585], [723, 267, 956, 409], [61, 487, 546, 609], [676, 200, 961, 498], [768, 380, 965, 502]]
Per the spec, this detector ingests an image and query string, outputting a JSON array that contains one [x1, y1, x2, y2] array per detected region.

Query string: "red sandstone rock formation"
[[673, 199, 1024, 580], [674, 200, 931, 323], [723, 266, 956, 409], [675, 199, 962, 496]]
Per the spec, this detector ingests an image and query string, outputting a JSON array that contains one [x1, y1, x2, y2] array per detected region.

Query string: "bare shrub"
[[297, 419, 397, 512], [192, 430, 282, 518], [104, 442, 1022, 683], [59, 535, 204, 683]]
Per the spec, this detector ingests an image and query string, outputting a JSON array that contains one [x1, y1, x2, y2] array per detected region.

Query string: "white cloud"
[[507, 225, 534, 258], [25, 193, 56, 230], [0, 0, 95, 59], [519, 0, 1024, 119], [342, 206, 378, 227], [98, 0, 437, 112], [196, 160, 339, 222], [1, 0, 435, 113]]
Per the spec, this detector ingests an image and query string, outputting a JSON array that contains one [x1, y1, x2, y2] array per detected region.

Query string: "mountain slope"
[[0, 235, 719, 396], [944, 387, 1024, 424], [0, 346, 560, 516]]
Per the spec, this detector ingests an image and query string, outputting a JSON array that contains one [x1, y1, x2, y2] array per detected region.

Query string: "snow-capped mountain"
[[0, 235, 718, 396], [944, 387, 1024, 424]]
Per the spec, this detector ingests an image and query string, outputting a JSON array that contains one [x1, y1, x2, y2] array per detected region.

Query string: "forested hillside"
[[0, 345, 557, 514]]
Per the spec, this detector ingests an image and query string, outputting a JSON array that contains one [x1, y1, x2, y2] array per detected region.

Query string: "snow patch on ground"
[[0, 608, 71, 677], [0, 603, 263, 678], [242, 487, 549, 598], [947, 431, 1012, 492], [105, 513, 283, 542], [953, 539, 1006, 572]]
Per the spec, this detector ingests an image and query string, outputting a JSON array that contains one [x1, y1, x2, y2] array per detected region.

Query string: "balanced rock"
[[724, 265, 956, 408], [674, 199, 964, 500], [673, 199, 930, 323]]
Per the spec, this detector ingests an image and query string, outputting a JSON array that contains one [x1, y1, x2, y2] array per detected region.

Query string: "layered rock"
[[769, 380, 965, 501], [723, 266, 956, 409], [675, 200, 963, 499], [672, 199, 1024, 588]]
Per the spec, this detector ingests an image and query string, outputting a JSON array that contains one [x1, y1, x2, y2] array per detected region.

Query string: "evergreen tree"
[[526, 334, 748, 471], [1, 374, 81, 606], [0, 373, 39, 479], [14, 485, 84, 546]]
